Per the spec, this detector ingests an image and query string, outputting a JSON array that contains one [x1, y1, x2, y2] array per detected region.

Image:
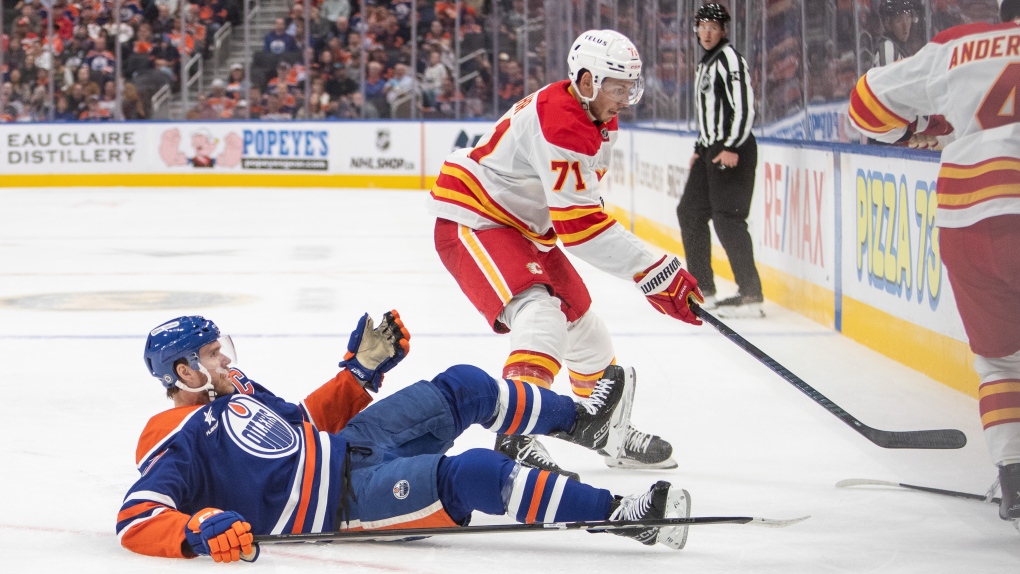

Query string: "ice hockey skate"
[[699, 292, 718, 310], [713, 293, 765, 318], [556, 364, 634, 458], [608, 480, 692, 549], [998, 463, 1020, 520], [495, 434, 580, 482], [594, 367, 677, 469], [602, 425, 678, 469]]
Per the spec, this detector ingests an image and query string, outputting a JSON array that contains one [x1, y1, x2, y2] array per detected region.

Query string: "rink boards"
[[0, 120, 975, 397]]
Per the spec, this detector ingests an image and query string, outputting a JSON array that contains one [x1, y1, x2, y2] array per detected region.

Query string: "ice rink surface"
[[0, 187, 1016, 573]]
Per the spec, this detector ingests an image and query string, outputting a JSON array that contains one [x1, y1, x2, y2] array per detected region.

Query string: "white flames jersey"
[[849, 20, 1020, 228], [426, 80, 658, 280]]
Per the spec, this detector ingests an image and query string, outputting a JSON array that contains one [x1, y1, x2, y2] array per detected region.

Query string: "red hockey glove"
[[634, 255, 704, 326], [185, 508, 258, 563]]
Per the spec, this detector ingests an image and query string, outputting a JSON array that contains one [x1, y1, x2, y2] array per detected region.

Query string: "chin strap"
[[569, 80, 598, 121], [174, 364, 219, 400]]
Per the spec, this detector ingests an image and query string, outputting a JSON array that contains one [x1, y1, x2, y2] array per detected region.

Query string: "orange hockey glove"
[[185, 508, 258, 563]]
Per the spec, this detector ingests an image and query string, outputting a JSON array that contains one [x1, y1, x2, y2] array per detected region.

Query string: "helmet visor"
[[195, 335, 238, 377], [601, 76, 644, 105]]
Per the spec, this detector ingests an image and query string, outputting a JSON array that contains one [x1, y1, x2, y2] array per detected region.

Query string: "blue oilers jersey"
[[117, 368, 371, 558]]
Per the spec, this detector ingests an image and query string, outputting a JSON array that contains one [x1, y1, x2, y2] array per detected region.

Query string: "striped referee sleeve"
[[720, 45, 754, 149]]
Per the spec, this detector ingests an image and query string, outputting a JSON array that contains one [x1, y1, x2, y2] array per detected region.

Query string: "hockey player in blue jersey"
[[117, 313, 692, 563]]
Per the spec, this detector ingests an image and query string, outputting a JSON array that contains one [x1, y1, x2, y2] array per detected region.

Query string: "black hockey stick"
[[693, 306, 967, 449], [836, 478, 1000, 504], [250, 515, 809, 547]]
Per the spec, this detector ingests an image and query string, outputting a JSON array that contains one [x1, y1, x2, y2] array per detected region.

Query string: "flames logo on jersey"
[[223, 395, 299, 459], [525, 262, 543, 275], [392, 480, 410, 500]]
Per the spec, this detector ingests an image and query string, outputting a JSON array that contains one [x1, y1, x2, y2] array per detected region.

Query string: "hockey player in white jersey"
[[848, 0, 1020, 525], [427, 30, 705, 480]]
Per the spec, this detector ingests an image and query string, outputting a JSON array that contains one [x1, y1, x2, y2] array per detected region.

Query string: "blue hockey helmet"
[[144, 316, 221, 389]]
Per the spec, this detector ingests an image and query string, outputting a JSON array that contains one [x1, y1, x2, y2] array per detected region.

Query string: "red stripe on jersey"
[[469, 117, 512, 163], [979, 379, 1020, 429], [537, 80, 606, 156], [550, 207, 615, 247], [503, 350, 560, 388], [937, 159, 1020, 209], [568, 365, 613, 398], [431, 163, 558, 246], [932, 21, 1019, 44], [848, 75, 908, 134]]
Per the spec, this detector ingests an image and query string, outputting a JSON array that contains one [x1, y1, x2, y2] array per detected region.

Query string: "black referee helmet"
[[694, 3, 730, 29], [879, 0, 917, 20]]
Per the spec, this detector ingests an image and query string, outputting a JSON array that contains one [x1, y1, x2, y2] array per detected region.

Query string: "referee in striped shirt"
[[677, 3, 763, 318]]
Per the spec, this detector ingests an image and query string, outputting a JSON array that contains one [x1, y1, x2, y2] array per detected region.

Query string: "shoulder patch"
[[536, 80, 605, 156], [135, 405, 204, 467]]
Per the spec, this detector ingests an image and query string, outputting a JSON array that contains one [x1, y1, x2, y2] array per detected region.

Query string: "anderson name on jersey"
[[849, 20, 1020, 228], [116, 368, 371, 558], [426, 79, 659, 280]]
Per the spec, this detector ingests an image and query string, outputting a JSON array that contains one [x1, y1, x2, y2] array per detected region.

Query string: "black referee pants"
[[676, 136, 762, 299]]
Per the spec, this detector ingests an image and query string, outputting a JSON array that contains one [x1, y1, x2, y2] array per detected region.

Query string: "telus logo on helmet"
[[150, 320, 180, 337]]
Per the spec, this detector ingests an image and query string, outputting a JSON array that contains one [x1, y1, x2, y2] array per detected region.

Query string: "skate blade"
[[658, 487, 692, 550], [602, 367, 636, 459], [603, 456, 678, 470], [714, 303, 765, 319]]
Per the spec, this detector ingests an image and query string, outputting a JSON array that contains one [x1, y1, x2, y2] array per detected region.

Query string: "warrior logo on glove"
[[634, 255, 705, 326]]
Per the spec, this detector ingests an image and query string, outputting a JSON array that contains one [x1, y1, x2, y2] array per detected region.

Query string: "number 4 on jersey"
[[976, 62, 1020, 129], [551, 160, 587, 192]]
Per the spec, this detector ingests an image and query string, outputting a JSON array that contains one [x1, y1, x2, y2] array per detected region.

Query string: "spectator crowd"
[[0, 0, 540, 122]]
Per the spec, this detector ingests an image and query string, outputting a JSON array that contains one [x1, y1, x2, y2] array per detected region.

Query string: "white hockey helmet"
[[567, 29, 644, 108]]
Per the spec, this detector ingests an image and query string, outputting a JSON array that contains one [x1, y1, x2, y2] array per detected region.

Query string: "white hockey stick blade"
[[745, 516, 811, 528], [836, 479, 899, 488], [836, 478, 1001, 503]]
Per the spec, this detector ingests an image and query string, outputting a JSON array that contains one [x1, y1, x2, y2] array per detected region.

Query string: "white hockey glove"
[[338, 311, 410, 392]]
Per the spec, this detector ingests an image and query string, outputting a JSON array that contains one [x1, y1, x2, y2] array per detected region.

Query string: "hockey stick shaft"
[[836, 478, 1001, 503], [693, 306, 966, 449], [251, 515, 809, 546]]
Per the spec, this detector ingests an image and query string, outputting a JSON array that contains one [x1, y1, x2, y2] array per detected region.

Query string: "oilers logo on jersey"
[[223, 395, 299, 458], [392, 480, 411, 500]]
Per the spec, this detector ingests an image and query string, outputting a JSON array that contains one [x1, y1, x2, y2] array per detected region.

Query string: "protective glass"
[[600, 76, 645, 105], [199, 336, 238, 374]]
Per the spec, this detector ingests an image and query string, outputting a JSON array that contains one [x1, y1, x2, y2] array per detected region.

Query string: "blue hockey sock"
[[437, 448, 518, 523], [482, 377, 577, 436], [427, 364, 577, 436], [506, 466, 613, 523]]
